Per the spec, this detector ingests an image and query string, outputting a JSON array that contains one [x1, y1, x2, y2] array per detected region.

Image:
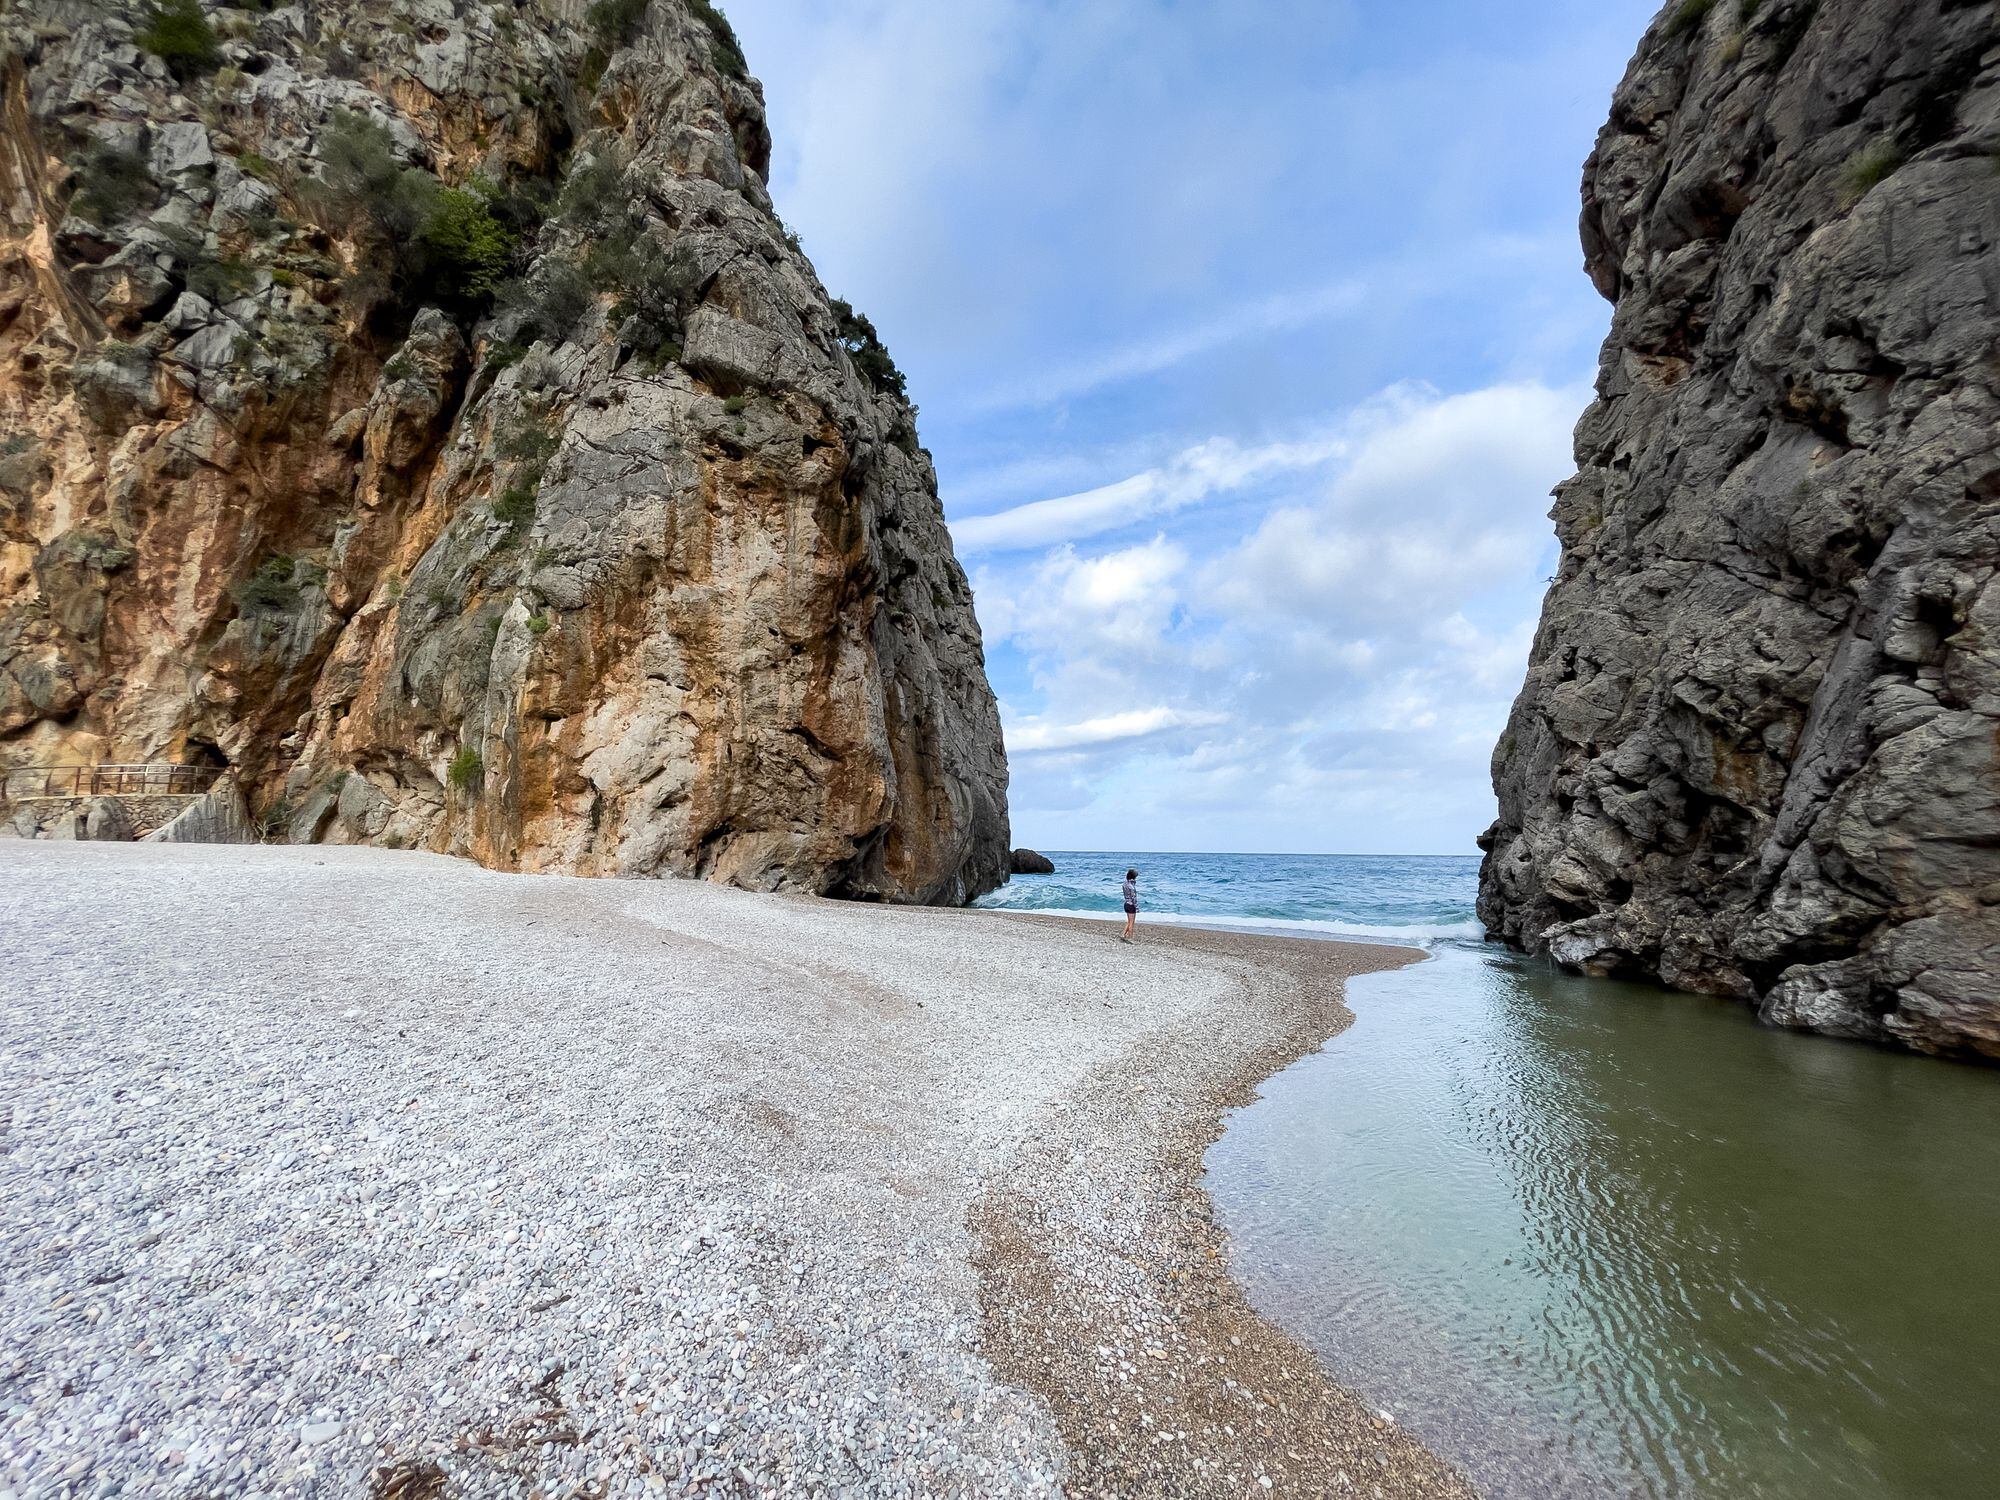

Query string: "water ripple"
[[1208, 944, 2000, 1500]]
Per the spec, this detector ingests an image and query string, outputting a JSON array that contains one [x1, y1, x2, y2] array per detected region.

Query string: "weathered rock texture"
[[0, 0, 1009, 902], [142, 774, 256, 844], [1481, 0, 2000, 1058]]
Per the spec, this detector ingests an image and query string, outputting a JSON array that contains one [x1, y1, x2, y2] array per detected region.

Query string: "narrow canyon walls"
[[1482, 0, 2000, 1057], [0, 0, 1010, 902]]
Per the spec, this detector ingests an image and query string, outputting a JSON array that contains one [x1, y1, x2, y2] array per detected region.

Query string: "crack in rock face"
[[0, 0, 1009, 905], [1479, 0, 2000, 1059]]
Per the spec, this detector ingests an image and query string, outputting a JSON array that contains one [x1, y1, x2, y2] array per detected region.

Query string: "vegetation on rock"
[[492, 484, 537, 542], [497, 261, 595, 347], [311, 113, 520, 318], [1667, 0, 1720, 37], [830, 298, 908, 401], [232, 555, 320, 615], [1840, 137, 1905, 204], [69, 147, 157, 227], [587, 0, 651, 48], [421, 186, 517, 299], [4, 0, 1011, 905], [585, 216, 699, 367], [688, 0, 749, 80], [135, 0, 221, 77]]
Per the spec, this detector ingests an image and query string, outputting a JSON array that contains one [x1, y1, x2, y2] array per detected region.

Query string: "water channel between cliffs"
[[1206, 942, 2000, 1500]]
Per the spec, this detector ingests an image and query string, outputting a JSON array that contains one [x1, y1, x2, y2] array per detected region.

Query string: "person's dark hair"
[[1126, 868, 1138, 880]]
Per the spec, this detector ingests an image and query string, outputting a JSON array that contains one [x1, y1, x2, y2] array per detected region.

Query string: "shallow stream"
[[1207, 944, 2000, 1499]]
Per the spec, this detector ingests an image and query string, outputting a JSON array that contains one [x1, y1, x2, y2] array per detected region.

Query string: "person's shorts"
[[1123, 904, 1137, 916]]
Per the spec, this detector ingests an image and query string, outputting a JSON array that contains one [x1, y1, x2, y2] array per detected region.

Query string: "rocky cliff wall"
[[0, 0, 1009, 902], [1480, 0, 2000, 1058]]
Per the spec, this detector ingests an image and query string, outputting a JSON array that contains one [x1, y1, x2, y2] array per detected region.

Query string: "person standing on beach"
[[1121, 868, 1139, 943]]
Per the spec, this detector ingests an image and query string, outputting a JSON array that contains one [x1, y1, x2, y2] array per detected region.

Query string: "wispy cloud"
[[966, 278, 1368, 413], [951, 432, 1346, 554], [725, 0, 1650, 852], [975, 378, 1587, 849], [1201, 380, 1584, 627], [1007, 706, 1225, 755]]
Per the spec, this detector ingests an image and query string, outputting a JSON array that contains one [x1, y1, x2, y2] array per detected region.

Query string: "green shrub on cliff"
[[587, 0, 649, 48], [554, 149, 628, 229], [312, 113, 520, 316], [490, 400, 560, 546], [1666, 0, 1718, 38], [318, 113, 427, 233], [233, 555, 320, 615], [48, 528, 137, 574], [580, 0, 744, 81], [492, 484, 537, 542], [447, 747, 484, 792], [136, 0, 221, 77], [70, 146, 157, 227], [540, 261, 597, 338], [186, 251, 254, 305], [496, 404, 561, 468], [420, 186, 516, 298], [829, 298, 909, 401], [496, 261, 595, 346], [585, 217, 699, 367], [688, 0, 748, 80], [1840, 138, 1904, 205], [236, 151, 282, 184]]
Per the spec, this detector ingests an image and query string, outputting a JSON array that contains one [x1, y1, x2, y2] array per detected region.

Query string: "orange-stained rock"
[[0, 1, 1009, 903]]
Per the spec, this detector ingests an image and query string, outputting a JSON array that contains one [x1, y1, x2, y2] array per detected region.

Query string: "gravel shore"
[[0, 843, 1473, 1499]]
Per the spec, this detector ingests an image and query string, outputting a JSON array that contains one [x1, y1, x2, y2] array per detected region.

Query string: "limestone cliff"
[[1481, 0, 2000, 1057], [0, 0, 1010, 902]]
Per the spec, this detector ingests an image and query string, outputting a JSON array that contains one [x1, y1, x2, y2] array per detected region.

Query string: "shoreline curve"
[[0, 842, 1473, 1497], [971, 914, 1473, 1497]]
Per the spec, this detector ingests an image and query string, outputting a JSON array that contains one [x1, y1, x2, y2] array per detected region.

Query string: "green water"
[[1205, 944, 2000, 1499]]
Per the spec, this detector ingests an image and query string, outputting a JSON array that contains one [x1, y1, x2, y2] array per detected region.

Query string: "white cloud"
[[975, 536, 1188, 659], [1202, 381, 1580, 629], [717, 0, 1645, 854], [1007, 706, 1225, 755], [966, 278, 1369, 413], [952, 432, 1347, 554], [978, 378, 1584, 851]]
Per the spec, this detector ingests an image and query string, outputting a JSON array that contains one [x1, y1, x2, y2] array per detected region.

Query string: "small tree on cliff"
[[310, 113, 518, 320]]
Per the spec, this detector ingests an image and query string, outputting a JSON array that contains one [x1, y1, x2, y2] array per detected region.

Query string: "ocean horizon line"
[[1008, 848, 1482, 861]]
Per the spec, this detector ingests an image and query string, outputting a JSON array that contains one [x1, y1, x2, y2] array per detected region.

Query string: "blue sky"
[[727, 0, 1661, 855]]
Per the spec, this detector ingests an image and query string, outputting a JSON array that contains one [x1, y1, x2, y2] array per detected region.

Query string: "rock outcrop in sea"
[[1480, 0, 2000, 1057], [0, 0, 1009, 902]]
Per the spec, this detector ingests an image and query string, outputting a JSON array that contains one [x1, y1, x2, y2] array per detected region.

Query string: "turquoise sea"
[[984, 850, 2000, 1500], [976, 848, 1483, 943]]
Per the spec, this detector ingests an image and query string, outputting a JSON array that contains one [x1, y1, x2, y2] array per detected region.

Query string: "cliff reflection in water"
[[1206, 944, 2000, 1500]]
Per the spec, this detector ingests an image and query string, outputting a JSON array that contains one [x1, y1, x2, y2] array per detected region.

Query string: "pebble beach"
[[0, 842, 1473, 1499]]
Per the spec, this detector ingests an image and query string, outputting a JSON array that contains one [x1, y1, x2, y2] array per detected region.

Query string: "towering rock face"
[[0, 0, 1009, 902], [1481, 0, 2000, 1058]]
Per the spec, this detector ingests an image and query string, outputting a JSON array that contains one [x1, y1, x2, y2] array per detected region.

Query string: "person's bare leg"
[[1122, 910, 1136, 942]]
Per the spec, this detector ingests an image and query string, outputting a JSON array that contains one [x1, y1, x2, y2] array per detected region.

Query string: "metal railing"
[[2, 764, 222, 801]]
